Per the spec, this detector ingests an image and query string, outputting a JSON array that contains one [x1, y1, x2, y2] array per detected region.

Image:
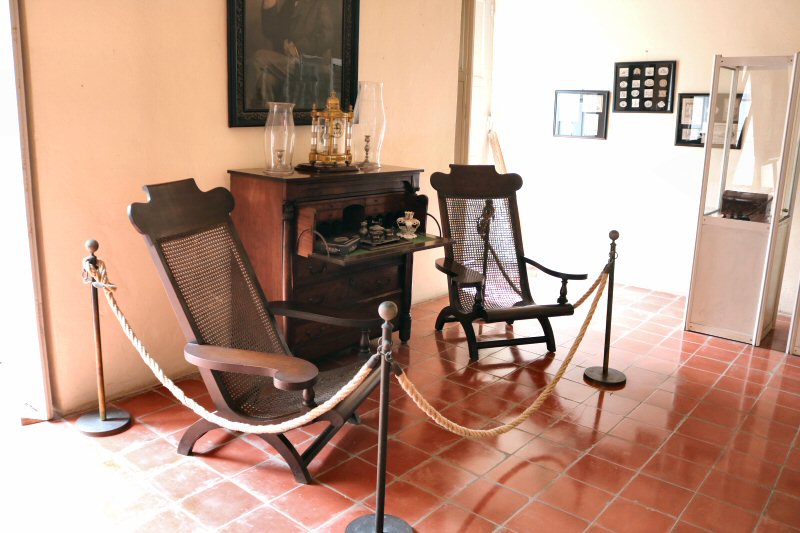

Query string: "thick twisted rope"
[[82, 258, 375, 434], [573, 268, 607, 309], [394, 271, 608, 438]]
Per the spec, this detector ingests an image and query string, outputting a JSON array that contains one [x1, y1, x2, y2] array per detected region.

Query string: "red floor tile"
[[415, 503, 496, 532], [764, 492, 800, 530], [642, 452, 710, 491], [217, 504, 304, 533], [359, 438, 430, 477], [181, 481, 263, 529], [404, 457, 477, 499], [715, 449, 781, 487], [271, 483, 356, 529], [621, 473, 693, 516], [597, 498, 676, 533], [566, 454, 636, 493], [607, 417, 672, 449], [317, 456, 389, 501], [394, 420, 462, 454], [486, 455, 559, 495], [775, 467, 800, 496], [661, 433, 724, 467], [231, 458, 302, 501], [589, 434, 655, 470], [452, 478, 528, 525], [699, 469, 771, 514], [198, 437, 271, 477], [514, 436, 582, 472], [676, 417, 734, 447], [366, 480, 444, 525], [506, 501, 588, 533], [682, 493, 760, 533], [437, 438, 508, 476], [151, 460, 224, 501], [537, 475, 614, 522]]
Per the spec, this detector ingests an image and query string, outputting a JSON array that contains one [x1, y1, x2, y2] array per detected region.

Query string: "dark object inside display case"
[[721, 190, 772, 222]]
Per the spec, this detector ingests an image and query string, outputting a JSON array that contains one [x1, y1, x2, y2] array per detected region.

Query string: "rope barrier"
[[83, 254, 608, 440], [82, 258, 376, 434], [393, 271, 608, 438]]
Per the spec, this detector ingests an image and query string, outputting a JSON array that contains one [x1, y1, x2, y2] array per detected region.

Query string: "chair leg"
[[435, 306, 455, 331], [539, 317, 557, 352], [460, 320, 479, 361], [259, 433, 313, 484], [177, 418, 222, 456]]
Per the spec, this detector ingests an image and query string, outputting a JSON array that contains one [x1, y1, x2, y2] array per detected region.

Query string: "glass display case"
[[686, 53, 800, 345]]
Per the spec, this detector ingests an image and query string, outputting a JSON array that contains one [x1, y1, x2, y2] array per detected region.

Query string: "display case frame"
[[685, 53, 800, 346]]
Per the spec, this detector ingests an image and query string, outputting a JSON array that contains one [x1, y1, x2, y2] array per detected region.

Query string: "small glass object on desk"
[[264, 102, 295, 175], [353, 81, 386, 170]]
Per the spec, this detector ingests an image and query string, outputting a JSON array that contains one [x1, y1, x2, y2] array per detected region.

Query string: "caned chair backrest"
[[430, 165, 534, 312], [129, 179, 289, 355], [129, 179, 291, 416]]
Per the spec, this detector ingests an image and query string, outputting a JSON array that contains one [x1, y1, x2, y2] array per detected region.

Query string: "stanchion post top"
[[86, 239, 99, 254], [609, 230, 619, 242], [379, 301, 398, 322]]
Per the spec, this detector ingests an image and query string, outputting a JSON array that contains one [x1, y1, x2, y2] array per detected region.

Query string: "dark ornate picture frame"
[[675, 92, 746, 149], [227, 0, 359, 127], [613, 60, 676, 113], [553, 90, 610, 139]]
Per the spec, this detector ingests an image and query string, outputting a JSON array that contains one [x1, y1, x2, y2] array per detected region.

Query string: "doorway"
[[1, 0, 52, 424]]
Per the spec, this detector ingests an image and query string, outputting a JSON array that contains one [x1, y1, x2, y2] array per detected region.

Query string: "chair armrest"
[[184, 342, 318, 391], [269, 301, 382, 329], [435, 258, 484, 288], [523, 257, 587, 281]]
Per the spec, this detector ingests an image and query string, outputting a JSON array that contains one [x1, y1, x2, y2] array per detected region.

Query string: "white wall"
[[22, 0, 460, 414], [492, 0, 800, 307]]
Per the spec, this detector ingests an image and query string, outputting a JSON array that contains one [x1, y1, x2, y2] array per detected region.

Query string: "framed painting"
[[675, 92, 746, 149], [227, 0, 359, 127], [613, 60, 676, 113], [553, 90, 610, 139]]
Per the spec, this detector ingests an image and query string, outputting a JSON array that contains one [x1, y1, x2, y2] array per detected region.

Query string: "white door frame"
[[3, 0, 52, 421]]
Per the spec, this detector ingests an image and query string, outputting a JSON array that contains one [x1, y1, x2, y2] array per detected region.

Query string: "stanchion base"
[[584, 366, 627, 388], [76, 408, 131, 436], [345, 514, 413, 533]]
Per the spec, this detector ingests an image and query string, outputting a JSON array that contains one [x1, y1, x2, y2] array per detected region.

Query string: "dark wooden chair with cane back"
[[128, 179, 381, 484], [431, 165, 588, 361]]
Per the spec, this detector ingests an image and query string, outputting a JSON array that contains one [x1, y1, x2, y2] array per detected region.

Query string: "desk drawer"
[[347, 264, 400, 301]]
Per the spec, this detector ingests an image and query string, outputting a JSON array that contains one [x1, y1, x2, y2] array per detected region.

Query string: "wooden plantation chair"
[[128, 179, 381, 483], [431, 165, 588, 361]]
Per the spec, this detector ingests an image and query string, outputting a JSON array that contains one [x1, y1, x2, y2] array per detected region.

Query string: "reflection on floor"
[[4, 286, 800, 532]]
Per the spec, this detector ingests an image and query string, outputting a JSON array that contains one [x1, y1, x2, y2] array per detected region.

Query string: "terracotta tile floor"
[[5, 286, 800, 532]]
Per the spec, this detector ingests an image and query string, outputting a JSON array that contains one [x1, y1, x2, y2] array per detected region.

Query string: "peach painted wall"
[[21, 1, 460, 414]]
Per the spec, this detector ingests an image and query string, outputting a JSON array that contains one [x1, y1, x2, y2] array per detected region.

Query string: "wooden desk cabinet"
[[229, 166, 443, 359]]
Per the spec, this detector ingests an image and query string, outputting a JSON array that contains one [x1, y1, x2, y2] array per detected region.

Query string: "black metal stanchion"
[[584, 230, 627, 387], [346, 302, 412, 533], [76, 239, 131, 436]]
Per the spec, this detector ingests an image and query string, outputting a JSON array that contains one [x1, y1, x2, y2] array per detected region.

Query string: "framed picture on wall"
[[675, 92, 746, 149], [613, 60, 676, 113], [553, 90, 610, 139], [227, 0, 359, 127]]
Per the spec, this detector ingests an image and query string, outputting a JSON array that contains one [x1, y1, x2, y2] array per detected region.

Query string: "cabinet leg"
[[400, 253, 414, 344], [400, 314, 411, 344]]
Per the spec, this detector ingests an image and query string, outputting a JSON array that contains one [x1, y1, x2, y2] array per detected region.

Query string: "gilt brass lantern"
[[308, 91, 353, 167]]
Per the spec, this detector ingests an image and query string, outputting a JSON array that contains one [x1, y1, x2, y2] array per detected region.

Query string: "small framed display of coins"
[[613, 60, 676, 113]]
